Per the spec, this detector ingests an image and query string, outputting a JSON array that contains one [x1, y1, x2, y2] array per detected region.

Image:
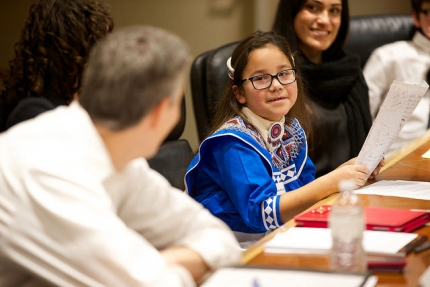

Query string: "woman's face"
[[413, 1, 430, 40], [294, 0, 342, 63], [233, 45, 297, 122]]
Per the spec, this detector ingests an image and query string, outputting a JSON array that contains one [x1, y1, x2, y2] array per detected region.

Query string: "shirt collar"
[[241, 107, 285, 152], [413, 31, 430, 54], [69, 101, 116, 180]]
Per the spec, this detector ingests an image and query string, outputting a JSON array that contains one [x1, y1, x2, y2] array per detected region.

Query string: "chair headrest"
[[345, 14, 414, 67], [164, 96, 186, 141]]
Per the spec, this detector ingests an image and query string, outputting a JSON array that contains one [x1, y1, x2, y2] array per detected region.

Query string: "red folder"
[[294, 205, 430, 232]]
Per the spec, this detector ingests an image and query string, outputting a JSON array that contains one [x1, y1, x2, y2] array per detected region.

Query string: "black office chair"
[[191, 42, 238, 142], [344, 14, 414, 68], [190, 14, 414, 143], [147, 97, 193, 190]]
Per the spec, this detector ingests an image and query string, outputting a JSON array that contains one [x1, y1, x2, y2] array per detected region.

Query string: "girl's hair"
[[0, 0, 113, 110], [209, 30, 311, 138], [272, 0, 350, 60]]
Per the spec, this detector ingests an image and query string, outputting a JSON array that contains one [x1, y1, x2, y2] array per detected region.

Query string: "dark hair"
[[272, 0, 350, 60], [209, 30, 311, 137], [79, 26, 191, 131], [0, 0, 113, 111], [412, 0, 430, 16]]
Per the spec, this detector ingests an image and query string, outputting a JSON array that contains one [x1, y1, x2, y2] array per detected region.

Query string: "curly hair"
[[0, 0, 113, 111]]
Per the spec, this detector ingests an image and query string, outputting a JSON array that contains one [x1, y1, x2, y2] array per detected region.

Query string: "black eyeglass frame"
[[240, 68, 297, 90]]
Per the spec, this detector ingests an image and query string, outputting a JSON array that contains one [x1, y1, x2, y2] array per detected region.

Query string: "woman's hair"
[[272, 0, 350, 60], [209, 30, 311, 137], [0, 0, 113, 109]]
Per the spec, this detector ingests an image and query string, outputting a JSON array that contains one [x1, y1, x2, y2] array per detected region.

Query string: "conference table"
[[242, 130, 430, 287]]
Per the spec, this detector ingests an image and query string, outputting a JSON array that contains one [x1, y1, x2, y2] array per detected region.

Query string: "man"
[[0, 26, 241, 286], [363, 0, 430, 157]]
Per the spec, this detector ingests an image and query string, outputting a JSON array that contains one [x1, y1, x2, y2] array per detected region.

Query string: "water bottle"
[[329, 179, 367, 273]]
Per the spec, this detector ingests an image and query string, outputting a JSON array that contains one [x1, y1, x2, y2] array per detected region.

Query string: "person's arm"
[[117, 159, 242, 282], [211, 137, 284, 232], [278, 161, 370, 223], [161, 247, 209, 281], [0, 156, 239, 286], [363, 49, 391, 119]]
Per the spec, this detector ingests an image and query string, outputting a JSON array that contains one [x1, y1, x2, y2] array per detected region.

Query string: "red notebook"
[[294, 205, 430, 232]]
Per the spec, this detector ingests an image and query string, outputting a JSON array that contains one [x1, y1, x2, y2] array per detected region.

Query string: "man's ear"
[[149, 97, 171, 129], [233, 85, 246, 105], [412, 11, 421, 29]]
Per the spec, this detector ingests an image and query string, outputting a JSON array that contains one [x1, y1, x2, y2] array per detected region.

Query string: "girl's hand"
[[368, 159, 385, 180], [338, 157, 357, 168], [329, 164, 370, 189]]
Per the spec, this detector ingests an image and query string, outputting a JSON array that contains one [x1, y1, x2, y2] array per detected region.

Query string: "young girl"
[[185, 31, 381, 246]]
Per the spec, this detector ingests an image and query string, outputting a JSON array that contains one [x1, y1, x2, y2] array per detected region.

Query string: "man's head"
[[79, 25, 191, 132], [412, 0, 430, 39]]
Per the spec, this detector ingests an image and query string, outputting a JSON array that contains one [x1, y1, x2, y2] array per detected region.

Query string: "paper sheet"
[[356, 80, 428, 177], [264, 227, 417, 255], [420, 266, 430, 287], [422, 149, 430, 159], [202, 267, 376, 287], [355, 180, 430, 200]]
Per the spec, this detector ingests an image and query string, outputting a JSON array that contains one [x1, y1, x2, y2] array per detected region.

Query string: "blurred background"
[[0, 0, 411, 150]]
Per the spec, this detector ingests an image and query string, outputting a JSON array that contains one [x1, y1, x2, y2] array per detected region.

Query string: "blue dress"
[[185, 116, 315, 236]]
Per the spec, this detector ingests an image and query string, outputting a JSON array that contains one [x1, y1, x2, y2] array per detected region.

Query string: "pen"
[[414, 241, 430, 253], [403, 235, 427, 253], [252, 278, 262, 287]]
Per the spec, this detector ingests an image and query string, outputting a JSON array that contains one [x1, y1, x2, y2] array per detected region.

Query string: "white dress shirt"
[[0, 102, 241, 287], [363, 31, 430, 157]]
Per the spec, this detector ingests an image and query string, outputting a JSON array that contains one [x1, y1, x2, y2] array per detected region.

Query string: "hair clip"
[[226, 57, 234, 80]]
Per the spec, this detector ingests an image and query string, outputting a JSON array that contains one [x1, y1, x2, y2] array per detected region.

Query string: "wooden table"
[[242, 131, 430, 287]]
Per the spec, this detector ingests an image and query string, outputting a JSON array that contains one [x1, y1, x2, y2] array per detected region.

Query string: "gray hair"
[[79, 25, 191, 130]]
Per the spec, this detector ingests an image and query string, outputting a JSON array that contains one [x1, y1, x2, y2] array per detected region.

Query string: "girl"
[[272, 0, 372, 177], [185, 31, 381, 246]]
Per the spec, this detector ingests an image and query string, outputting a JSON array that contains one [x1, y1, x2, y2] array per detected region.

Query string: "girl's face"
[[413, 1, 430, 40], [294, 0, 342, 63], [233, 45, 297, 122]]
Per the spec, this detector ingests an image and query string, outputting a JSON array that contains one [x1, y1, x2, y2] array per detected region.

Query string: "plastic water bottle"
[[329, 179, 367, 273]]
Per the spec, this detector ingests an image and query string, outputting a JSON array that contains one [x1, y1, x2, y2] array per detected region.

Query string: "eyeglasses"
[[240, 69, 297, 90], [419, 9, 430, 18]]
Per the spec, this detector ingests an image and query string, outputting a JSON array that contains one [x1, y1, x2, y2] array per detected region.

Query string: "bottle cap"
[[338, 179, 356, 192]]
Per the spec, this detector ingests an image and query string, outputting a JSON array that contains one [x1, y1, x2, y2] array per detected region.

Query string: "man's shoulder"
[[372, 40, 414, 57], [0, 103, 101, 170]]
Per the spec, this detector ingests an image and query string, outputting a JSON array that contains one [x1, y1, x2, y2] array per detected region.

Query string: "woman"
[[0, 0, 114, 131], [272, 0, 372, 177]]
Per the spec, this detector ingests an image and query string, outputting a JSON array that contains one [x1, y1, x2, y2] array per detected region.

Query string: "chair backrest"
[[191, 42, 238, 142], [147, 139, 193, 190], [147, 97, 193, 190], [344, 14, 414, 68], [190, 14, 414, 142]]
